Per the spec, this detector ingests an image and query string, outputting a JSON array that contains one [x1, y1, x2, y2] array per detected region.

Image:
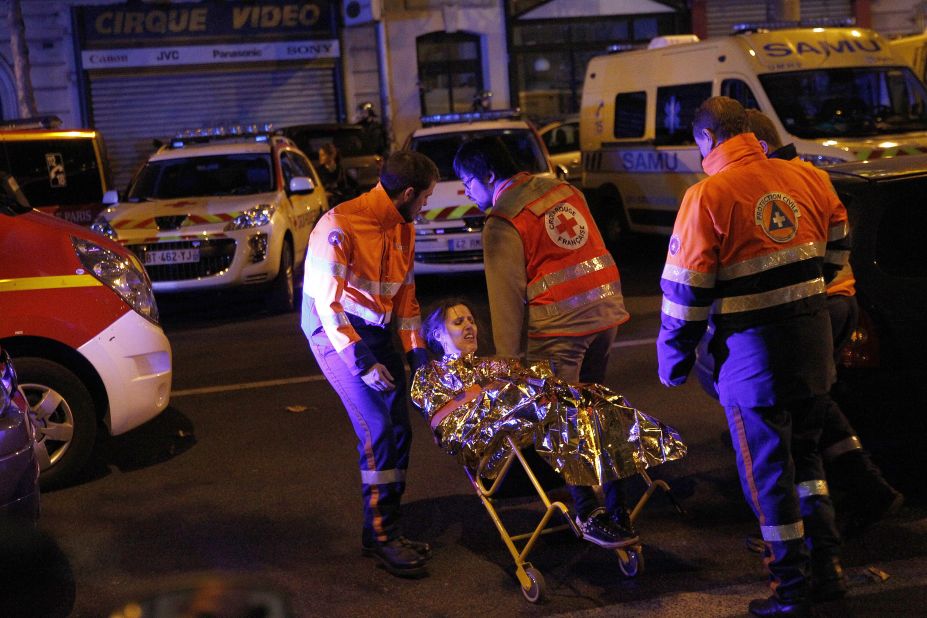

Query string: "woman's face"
[[438, 304, 478, 355]]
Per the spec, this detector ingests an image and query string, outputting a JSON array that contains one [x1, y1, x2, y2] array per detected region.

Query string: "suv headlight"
[[91, 215, 117, 240], [225, 204, 275, 231], [72, 236, 160, 324]]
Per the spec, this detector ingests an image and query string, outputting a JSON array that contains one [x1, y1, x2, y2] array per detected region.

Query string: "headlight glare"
[[225, 204, 275, 230]]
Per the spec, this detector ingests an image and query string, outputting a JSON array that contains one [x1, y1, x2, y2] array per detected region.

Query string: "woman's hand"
[[362, 363, 395, 391]]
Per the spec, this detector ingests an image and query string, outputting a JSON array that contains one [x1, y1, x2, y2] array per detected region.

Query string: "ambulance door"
[[619, 82, 709, 235]]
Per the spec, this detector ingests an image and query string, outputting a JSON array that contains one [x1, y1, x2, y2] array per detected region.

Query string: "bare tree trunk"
[[8, 0, 38, 118]]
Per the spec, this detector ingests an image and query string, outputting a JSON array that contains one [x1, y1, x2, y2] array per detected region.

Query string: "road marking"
[[171, 374, 328, 397], [171, 338, 657, 397], [613, 337, 656, 348]]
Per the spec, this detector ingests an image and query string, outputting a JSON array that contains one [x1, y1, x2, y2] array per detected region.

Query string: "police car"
[[92, 126, 328, 312], [405, 110, 556, 274]]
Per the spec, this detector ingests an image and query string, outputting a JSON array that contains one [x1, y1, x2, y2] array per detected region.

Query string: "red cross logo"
[[555, 212, 579, 238]]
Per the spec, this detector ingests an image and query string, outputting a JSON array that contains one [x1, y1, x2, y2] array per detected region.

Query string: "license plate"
[[144, 248, 200, 265], [448, 237, 482, 251]]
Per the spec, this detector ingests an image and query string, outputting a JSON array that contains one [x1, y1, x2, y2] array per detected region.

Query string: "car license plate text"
[[145, 249, 200, 265], [448, 238, 482, 251]]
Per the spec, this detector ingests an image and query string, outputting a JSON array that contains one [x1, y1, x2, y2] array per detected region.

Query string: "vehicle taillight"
[[839, 306, 880, 369]]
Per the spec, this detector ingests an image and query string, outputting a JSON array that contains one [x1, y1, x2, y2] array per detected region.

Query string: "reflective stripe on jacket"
[[657, 133, 849, 404], [488, 173, 628, 341], [302, 184, 425, 374]]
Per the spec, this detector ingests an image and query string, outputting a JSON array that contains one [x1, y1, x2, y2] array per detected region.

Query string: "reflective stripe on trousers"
[[310, 331, 411, 545]]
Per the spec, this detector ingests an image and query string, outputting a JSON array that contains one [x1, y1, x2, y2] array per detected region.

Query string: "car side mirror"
[[0, 173, 32, 216], [289, 176, 314, 195], [102, 189, 120, 205]]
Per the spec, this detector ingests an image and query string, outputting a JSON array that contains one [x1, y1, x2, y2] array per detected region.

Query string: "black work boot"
[[812, 556, 848, 602], [748, 595, 810, 617], [362, 537, 428, 578], [828, 449, 904, 538], [396, 535, 432, 560]]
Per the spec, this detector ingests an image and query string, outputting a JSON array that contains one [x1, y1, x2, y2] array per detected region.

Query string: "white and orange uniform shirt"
[[302, 184, 425, 374], [485, 173, 628, 357], [657, 133, 850, 406]]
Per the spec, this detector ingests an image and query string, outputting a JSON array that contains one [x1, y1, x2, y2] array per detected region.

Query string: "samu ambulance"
[[0, 172, 172, 488], [580, 22, 927, 238]]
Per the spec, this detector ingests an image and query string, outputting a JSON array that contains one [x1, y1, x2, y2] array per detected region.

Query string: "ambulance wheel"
[[267, 239, 296, 313], [521, 566, 546, 603], [591, 184, 629, 249], [17, 357, 97, 490], [617, 546, 644, 578]]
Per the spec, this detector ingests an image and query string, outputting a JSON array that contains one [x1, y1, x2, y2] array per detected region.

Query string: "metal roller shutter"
[[706, 0, 852, 39], [90, 65, 338, 188]]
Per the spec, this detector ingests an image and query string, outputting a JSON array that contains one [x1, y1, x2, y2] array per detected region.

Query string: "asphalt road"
[[30, 236, 927, 617]]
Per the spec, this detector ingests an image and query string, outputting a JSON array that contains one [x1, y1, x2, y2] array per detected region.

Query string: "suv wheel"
[[17, 357, 97, 489], [267, 240, 296, 313]]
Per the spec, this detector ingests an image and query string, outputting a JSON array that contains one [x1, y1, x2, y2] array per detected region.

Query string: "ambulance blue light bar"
[[732, 17, 855, 34], [420, 109, 522, 126]]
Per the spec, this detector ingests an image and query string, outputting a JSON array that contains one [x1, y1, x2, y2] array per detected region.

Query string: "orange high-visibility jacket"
[[303, 184, 425, 374], [657, 133, 850, 403]]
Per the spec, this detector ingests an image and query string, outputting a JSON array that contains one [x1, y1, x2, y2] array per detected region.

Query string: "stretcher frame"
[[464, 435, 680, 603]]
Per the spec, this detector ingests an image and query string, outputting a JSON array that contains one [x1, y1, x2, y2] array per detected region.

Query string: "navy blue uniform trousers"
[[309, 324, 411, 546]]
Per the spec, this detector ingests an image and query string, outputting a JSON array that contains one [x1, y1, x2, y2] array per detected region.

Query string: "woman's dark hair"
[[421, 297, 475, 357]]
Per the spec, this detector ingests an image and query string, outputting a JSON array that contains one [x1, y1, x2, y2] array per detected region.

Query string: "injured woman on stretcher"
[[409, 300, 687, 488]]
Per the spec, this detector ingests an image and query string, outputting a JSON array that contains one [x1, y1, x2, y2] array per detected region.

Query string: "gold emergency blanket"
[[410, 355, 687, 485]]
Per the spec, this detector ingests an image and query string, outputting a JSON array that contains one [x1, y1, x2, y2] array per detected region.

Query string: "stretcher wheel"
[[521, 566, 546, 603], [616, 546, 644, 577]]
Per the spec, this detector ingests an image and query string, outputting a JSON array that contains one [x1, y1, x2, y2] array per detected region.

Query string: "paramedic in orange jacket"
[[657, 97, 850, 617], [453, 136, 637, 550], [302, 151, 437, 578]]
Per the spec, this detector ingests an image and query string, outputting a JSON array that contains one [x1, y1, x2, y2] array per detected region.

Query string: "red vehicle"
[[0, 172, 172, 488]]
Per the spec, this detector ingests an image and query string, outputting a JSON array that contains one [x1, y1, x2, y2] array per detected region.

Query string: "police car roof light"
[[732, 16, 855, 34], [420, 109, 522, 126]]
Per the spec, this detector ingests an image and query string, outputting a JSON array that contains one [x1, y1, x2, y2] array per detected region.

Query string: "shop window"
[[655, 82, 712, 145], [417, 32, 483, 116], [614, 91, 646, 138]]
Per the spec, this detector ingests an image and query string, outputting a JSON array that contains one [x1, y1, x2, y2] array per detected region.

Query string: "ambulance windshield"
[[760, 66, 927, 138]]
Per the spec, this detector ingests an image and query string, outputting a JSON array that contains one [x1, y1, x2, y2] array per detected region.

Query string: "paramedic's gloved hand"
[[407, 348, 429, 377], [362, 363, 395, 391]]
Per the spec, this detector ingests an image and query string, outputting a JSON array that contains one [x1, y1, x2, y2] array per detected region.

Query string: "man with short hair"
[[453, 136, 636, 550], [658, 96, 850, 616], [302, 151, 437, 578]]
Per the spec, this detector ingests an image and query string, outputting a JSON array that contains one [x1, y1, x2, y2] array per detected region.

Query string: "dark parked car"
[[0, 347, 40, 523], [280, 123, 384, 193], [824, 155, 927, 494], [825, 155, 927, 370]]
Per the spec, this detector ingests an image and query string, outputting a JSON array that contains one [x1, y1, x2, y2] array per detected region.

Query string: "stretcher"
[[464, 434, 683, 603]]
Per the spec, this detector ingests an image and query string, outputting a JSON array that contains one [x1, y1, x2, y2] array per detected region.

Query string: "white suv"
[[92, 128, 328, 312], [406, 111, 555, 274]]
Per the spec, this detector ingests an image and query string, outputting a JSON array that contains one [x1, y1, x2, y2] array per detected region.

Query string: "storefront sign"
[[81, 40, 339, 69], [78, 0, 337, 47]]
